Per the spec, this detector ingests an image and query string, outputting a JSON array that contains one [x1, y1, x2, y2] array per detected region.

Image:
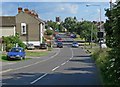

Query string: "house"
[[0, 16, 16, 38], [16, 7, 45, 47]]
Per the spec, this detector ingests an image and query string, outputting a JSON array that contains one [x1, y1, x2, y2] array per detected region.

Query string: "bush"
[[45, 29, 53, 35], [2, 34, 26, 51], [92, 49, 120, 86]]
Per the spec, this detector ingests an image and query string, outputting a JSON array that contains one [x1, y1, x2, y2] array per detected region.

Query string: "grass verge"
[[86, 47, 118, 86], [26, 51, 48, 57], [1, 55, 31, 62]]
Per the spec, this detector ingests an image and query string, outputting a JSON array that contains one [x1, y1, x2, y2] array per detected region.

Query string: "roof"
[[16, 11, 45, 24], [0, 16, 16, 27]]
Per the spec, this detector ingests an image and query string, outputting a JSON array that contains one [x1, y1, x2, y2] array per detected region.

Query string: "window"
[[21, 23, 27, 35]]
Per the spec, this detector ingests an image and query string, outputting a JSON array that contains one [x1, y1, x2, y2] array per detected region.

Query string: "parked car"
[[27, 43, 35, 50], [7, 47, 26, 60], [40, 43, 47, 49], [57, 42, 63, 48], [72, 42, 79, 48]]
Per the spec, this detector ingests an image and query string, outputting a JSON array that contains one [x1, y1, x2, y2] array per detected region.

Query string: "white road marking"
[[2, 49, 61, 74], [52, 66, 60, 71], [30, 73, 48, 84], [66, 60, 69, 62], [61, 62, 66, 66], [0, 69, 13, 74]]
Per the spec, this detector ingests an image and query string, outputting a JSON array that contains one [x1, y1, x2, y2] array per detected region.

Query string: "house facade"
[[0, 16, 16, 38], [16, 8, 45, 46]]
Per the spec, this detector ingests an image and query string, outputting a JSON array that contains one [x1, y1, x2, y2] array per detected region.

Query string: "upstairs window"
[[21, 23, 26, 35]]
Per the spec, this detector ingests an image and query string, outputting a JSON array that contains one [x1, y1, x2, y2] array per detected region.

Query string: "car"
[[57, 38, 62, 42], [70, 34, 76, 38], [27, 43, 35, 50], [40, 43, 47, 49], [57, 42, 63, 48], [72, 42, 79, 47], [7, 47, 26, 60]]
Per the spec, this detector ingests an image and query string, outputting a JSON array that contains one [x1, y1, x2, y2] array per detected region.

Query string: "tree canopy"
[[104, 1, 120, 85]]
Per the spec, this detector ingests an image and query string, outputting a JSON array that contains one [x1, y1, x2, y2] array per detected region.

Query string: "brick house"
[[16, 7, 45, 46]]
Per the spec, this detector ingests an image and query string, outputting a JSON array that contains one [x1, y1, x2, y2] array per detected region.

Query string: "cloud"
[[55, 3, 79, 14]]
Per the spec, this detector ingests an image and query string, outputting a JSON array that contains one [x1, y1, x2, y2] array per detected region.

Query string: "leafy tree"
[[47, 21, 60, 31], [63, 17, 77, 33], [45, 29, 53, 35], [104, 1, 120, 85], [78, 21, 98, 42], [2, 33, 26, 51]]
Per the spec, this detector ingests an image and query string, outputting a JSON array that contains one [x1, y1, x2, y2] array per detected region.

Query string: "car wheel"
[[23, 56, 25, 60], [7, 56, 11, 60], [20, 57, 23, 60]]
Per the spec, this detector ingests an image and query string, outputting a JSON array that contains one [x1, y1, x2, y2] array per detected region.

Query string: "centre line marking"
[[30, 73, 48, 84], [66, 60, 69, 62], [61, 62, 66, 66], [52, 66, 60, 71]]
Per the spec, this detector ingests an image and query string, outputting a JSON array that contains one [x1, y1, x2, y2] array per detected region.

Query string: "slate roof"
[[0, 16, 16, 27]]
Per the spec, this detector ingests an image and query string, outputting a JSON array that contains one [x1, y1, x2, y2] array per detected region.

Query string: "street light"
[[86, 4, 102, 31], [86, 4, 102, 49]]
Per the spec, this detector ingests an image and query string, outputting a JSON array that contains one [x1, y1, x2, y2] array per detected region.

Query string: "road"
[[1, 33, 102, 86]]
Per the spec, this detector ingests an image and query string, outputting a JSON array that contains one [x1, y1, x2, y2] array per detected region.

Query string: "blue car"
[[72, 42, 79, 48], [7, 47, 26, 60]]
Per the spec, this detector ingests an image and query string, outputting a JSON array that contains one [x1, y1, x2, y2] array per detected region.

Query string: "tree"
[[2, 34, 26, 51], [104, 1, 120, 85], [63, 17, 77, 33], [79, 21, 98, 42], [45, 29, 53, 35]]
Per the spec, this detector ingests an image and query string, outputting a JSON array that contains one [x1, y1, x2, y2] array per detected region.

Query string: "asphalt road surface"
[[1, 33, 102, 86]]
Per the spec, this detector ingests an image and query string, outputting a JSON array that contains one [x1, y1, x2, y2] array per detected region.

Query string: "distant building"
[[56, 16, 60, 22], [0, 16, 16, 38]]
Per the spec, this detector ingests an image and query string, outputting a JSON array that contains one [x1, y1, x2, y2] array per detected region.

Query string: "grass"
[[1, 55, 31, 62], [26, 51, 49, 57], [87, 47, 116, 86], [74, 35, 85, 41], [83, 44, 115, 86], [0, 50, 49, 62]]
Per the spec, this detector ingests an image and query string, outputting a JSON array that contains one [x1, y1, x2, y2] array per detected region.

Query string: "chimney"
[[18, 7, 22, 13], [31, 11, 34, 16], [24, 8, 29, 14], [36, 14, 38, 18]]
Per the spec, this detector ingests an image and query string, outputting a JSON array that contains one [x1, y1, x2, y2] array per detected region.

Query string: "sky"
[[0, 0, 115, 22]]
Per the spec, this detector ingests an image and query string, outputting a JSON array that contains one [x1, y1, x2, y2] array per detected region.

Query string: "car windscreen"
[[58, 42, 63, 45], [73, 42, 78, 44], [11, 48, 22, 52]]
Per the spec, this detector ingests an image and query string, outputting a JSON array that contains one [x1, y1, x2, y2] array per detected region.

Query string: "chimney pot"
[[18, 7, 22, 13], [24, 8, 29, 14]]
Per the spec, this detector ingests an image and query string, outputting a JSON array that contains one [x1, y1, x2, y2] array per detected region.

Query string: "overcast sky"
[[1, 0, 115, 22]]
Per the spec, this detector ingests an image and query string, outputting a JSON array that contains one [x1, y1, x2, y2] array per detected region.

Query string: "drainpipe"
[[40, 23, 43, 44], [13, 26, 16, 36]]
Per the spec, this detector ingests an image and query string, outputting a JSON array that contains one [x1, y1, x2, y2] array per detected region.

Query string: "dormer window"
[[21, 23, 26, 35]]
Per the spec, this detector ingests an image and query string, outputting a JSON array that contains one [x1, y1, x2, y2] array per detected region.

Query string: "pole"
[[99, 7, 102, 50], [40, 23, 43, 44], [110, 0, 112, 10], [91, 24, 93, 48]]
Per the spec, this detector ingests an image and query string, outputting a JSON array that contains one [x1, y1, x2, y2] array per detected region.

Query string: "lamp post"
[[86, 4, 102, 31], [86, 4, 102, 49]]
